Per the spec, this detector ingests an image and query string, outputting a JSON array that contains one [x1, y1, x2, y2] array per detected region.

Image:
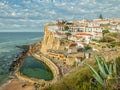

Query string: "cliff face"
[[40, 25, 60, 54]]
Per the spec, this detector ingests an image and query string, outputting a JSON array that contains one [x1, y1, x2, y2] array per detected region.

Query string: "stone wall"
[[32, 54, 60, 81]]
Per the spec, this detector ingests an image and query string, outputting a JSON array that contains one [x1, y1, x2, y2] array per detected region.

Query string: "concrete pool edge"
[[15, 46, 60, 88]]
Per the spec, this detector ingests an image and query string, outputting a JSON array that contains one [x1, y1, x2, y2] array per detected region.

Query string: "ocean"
[[0, 32, 43, 85]]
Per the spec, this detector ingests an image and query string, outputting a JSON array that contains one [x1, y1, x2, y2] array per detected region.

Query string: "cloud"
[[0, 0, 120, 32]]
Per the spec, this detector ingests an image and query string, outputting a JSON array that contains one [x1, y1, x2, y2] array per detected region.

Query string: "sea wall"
[[15, 50, 59, 88], [15, 71, 52, 87], [31, 53, 60, 81], [18, 45, 61, 85]]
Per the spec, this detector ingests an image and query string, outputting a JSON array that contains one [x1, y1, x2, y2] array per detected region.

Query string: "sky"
[[0, 0, 120, 32]]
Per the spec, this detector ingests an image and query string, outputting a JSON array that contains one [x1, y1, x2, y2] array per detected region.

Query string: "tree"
[[64, 26, 69, 31], [102, 30, 109, 40], [84, 45, 92, 51], [99, 14, 103, 19], [65, 32, 71, 37]]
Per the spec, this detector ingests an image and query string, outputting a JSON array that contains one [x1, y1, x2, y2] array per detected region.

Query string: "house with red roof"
[[93, 19, 110, 24], [53, 31, 67, 39], [68, 35, 83, 42]]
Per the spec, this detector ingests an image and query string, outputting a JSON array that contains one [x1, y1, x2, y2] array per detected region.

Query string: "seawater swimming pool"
[[20, 56, 53, 81]]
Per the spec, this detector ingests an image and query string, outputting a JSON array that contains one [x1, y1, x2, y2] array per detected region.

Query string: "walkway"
[[32, 53, 60, 81]]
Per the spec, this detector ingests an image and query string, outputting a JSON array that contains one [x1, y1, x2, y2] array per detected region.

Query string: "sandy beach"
[[1, 79, 35, 90]]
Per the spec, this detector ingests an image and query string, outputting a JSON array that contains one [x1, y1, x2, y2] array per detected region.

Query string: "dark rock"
[[16, 45, 29, 52]]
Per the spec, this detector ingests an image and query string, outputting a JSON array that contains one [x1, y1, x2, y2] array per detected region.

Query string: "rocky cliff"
[[40, 25, 61, 54]]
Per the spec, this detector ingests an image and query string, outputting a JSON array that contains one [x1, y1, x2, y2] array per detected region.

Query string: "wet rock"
[[16, 45, 29, 51], [9, 45, 29, 72]]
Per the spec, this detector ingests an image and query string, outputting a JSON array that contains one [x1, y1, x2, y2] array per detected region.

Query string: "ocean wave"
[[0, 37, 41, 47], [0, 39, 27, 46], [0, 49, 15, 53], [30, 37, 42, 41]]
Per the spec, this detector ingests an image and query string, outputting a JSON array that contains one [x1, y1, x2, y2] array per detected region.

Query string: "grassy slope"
[[44, 65, 100, 90], [44, 56, 120, 90], [44, 32, 120, 90]]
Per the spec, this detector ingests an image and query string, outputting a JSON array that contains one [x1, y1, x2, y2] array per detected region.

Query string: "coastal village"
[[1, 0, 120, 90], [30, 18, 120, 76], [2, 18, 120, 90], [28, 17, 120, 89], [43, 18, 120, 65]]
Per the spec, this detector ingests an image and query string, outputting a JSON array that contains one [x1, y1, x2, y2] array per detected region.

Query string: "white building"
[[48, 26, 59, 32], [53, 31, 67, 39], [88, 22, 100, 27]]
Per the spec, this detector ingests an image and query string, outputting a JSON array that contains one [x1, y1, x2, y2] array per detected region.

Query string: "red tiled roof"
[[76, 33, 93, 36], [76, 36, 83, 39], [93, 20, 107, 22], [68, 36, 73, 38], [69, 43, 77, 47], [68, 42, 76, 44], [57, 24, 75, 27], [87, 26, 103, 28]]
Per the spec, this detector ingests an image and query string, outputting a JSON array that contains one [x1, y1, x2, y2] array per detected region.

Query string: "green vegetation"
[[116, 42, 120, 46], [60, 40, 65, 46], [98, 39, 104, 43], [98, 32, 120, 48], [102, 30, 109, 40], [66, 22, 73, 25], [44, 56, 120, 90], [99, 14, 103, 19], [73, 61, 77, 67], [85, 55, 117, 85], [61, 20, 67, 24], [108, 33, 117, 38], [98, 37, 115, 43], [116, 57, 120, 75], [104, 36, 115, 42], [65, 32, 71, 37], [84, 45, 92, 51], [45, 66, 93, 90], [85, 55, 120, 90], [110, 42, 115, 48], [63, 26, 69, 31]]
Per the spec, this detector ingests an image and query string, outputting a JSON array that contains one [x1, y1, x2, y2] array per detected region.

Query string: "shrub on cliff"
[[44, 56, 120, 90], [85, 55, 120, 90], [65, 32, 71, 37]]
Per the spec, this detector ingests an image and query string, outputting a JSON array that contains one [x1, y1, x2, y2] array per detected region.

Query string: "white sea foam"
[[30, 37, 42, 41]]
